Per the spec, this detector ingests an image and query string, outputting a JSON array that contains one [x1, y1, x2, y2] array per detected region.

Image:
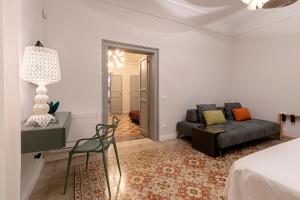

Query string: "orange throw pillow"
[[232, 108, 252, 121]]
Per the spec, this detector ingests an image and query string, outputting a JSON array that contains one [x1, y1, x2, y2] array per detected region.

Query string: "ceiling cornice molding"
[[234, 2, 300, 36], [166, 0, 207, 15], [97, 0, 300, 37], [165, 0, 300, 36], [97, 0, 234, 37], [166, 0, 239, 26]]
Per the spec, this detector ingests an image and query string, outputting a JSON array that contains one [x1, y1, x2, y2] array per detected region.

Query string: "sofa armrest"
[[177, 121, 205, 138]]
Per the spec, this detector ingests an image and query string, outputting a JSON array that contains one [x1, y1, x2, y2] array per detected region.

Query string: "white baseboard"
[[21, 158, 45, 200], [44, 146, 84, 162], [159, 133, 177, 141]]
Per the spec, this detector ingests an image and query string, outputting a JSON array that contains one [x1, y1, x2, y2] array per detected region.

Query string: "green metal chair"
[[63, 116, 121, 197]]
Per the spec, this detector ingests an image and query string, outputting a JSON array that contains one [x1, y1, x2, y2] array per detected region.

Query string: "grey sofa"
[[177, 107, 280, 150]]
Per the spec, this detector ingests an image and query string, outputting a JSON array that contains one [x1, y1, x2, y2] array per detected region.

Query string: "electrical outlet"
[[161, 124, 167, 129]]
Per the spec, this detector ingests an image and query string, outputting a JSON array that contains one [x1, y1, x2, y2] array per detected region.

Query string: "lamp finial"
[[35, 40, 44, 47]]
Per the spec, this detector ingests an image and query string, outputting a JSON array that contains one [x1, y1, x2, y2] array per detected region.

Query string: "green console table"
[[21, 112, 71, 154]]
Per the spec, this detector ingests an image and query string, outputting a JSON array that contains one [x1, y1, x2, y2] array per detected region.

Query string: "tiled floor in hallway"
[[109, 113, 145, 142]]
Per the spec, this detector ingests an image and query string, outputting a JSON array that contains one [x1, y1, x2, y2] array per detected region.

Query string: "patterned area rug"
[[109, 114, 144, 142], [74, 138, 284, 200]]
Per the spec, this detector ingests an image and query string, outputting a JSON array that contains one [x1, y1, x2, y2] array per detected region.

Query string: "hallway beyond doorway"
[[108, 114, 145, 142], [102, 40, 159, 141]]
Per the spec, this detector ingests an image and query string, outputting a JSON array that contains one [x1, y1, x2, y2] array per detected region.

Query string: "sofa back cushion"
[[203, 110, 226, 126], [186, 109, 199, 123], [217, 106, 227, 119], [224, 102, 242, 120], [196, 104, 218, 123], [232, 108, 252, 121]]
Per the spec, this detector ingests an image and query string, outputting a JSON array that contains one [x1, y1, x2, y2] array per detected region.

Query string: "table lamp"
[[21, 41, 61, 127]]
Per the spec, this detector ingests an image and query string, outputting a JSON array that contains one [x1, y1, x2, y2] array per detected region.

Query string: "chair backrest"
[[106, 116, 120, 140], [95, 116, 120, 144]]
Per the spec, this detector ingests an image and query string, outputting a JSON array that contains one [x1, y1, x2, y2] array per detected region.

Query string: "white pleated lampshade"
[[21, 46, 61, 85], [241, 0, 271, 10], [242, 0, 251, 3], [248, 0, 258, 10]]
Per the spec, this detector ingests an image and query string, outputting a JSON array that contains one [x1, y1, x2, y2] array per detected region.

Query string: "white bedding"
[[224, 138, 300, 200]]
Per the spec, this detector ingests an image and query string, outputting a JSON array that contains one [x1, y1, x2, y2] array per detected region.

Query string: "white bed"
[[224, 138, 300, 200]]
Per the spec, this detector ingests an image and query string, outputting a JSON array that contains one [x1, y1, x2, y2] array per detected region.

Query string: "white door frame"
[[102, 40, 159, 141]]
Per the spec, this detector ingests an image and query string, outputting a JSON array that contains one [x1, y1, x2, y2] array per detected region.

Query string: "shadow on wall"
[[73, 0, 244, 34]]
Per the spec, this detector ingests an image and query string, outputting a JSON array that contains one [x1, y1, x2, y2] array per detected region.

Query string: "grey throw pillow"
[[224, 102, 242, 120], [186, 109, 199, 123], [196, 104, 217, 123]]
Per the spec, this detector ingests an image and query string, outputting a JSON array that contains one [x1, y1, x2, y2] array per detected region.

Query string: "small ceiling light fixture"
[[242, 0, 271, 10], [242, 0, 298, 10], [108, 49, 125, 69]]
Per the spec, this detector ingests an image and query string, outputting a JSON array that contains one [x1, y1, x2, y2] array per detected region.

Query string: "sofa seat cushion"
[[214, 119, 280, 148]]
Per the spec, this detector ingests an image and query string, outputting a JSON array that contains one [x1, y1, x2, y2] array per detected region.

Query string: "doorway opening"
[[102, 40, 159, 142], [108, 51, 148, 142]]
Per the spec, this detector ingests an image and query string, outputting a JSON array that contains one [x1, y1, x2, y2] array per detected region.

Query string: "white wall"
[[19, 0, 45, 120], [109, 61, 140, 113], [0, 0, 21, 199], [18, 0, 46, 199], [3, 0, 300, 199], [44, 0, 233, 140], [231, 12, 300, 137], [0, 1, 4, 198]]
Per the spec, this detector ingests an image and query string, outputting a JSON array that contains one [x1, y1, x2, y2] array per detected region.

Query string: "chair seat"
[[74, 139, 110, 152]]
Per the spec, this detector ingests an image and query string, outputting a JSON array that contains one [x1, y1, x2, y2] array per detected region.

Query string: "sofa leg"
[[212, 147, 222, 157], [219, 149, 223, 156]]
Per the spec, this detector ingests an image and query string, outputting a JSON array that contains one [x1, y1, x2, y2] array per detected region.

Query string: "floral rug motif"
[[74, 138, 284, 200]]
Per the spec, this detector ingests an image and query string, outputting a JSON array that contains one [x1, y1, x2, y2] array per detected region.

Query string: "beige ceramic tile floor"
[[29, 138, 185, 200], [73, 138, 283, 200]]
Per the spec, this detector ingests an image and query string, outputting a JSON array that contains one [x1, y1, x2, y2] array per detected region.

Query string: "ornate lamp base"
[[26, 84, 57, 127], [26, 114, 56, 127]]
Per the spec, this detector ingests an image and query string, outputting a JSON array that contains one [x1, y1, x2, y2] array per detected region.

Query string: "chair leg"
[[102, 151, 111, 197], [64, 153, 73, 194], [86, 152, 90, 171], [113, 141, 122, 176]]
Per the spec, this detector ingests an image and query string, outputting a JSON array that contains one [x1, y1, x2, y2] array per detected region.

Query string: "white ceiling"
[[98, 0, 300, 36]]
